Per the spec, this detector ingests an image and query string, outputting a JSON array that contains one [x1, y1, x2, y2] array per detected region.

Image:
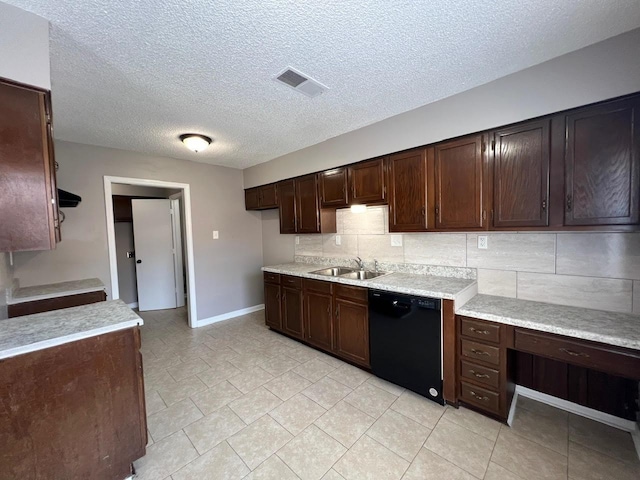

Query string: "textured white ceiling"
[[5, 1, 640, 169]]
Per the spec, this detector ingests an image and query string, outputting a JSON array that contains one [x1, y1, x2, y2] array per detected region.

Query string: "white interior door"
[[170, 197, 186, 308], [132, 199, 178, 311]]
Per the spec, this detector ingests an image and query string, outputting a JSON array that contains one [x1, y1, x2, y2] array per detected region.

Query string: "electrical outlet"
[[295, 236, 300, 245], [391, 234, 403, 247], [335, 235, 342, 246], [213, 230, 219, 240], [477, 235, 488, 249]]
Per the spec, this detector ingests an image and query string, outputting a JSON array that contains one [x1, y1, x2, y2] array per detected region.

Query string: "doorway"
[[104, 176, 197, 327]]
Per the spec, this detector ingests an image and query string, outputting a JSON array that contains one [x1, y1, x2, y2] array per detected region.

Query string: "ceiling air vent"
[[274, 67, 328, 98]]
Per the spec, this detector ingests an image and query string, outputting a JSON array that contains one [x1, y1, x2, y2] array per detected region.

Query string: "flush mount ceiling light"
[[179, 134, 212, 153]]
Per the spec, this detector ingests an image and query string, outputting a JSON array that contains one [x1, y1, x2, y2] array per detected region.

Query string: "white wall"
[[244, 28, 640, 188], [261, 209, 295, 266], [12, 141, 264, 321], [0, 1, 50, 89]]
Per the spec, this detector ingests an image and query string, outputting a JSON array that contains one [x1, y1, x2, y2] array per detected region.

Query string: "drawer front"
[[461, 339, 500, 366], [460, 360, 500, 390], [460, 381, 500, 414], [263, 272, 280, 285], [281, 275, 302, 289], [460, 317, 501, 344], [335, 284, 367, 303], [514, 329, 640, 380], [303, 278, 333, 294]]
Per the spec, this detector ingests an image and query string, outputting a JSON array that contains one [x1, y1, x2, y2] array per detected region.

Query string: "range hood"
[[58, 189, 82, 208]]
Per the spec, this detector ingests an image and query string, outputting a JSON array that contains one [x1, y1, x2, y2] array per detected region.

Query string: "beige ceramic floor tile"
[[144, 368, 177, 392], [145, 390, 167, 415], [511, 407, 568, 455], [172, 441, 250, 480], [366, 410, 431, 462], [196, 360, 242, 387], [183, 405, 246, 455], [424, 417, 494, 478], [321, 470, 346, 480], [492, 427, 568, 480], [442, 406, 501, 442], [390, 391, 445, 428], [568, 414, 638, 464], [334, 435, 409, 480], [401, 447, 476, 480], [314, 401, 375, 448], [228, 365, 274, 393], [261, 354, 301, 376], [166, 357, 210, 381], [229, 386, 282, 424], [157, 374, 207, 406], [343, 382, 397, 418], [483, 462, 524, 480], [228, 415, 293, 470], [200, 346, 240, 365], [264, 371, 312, 401], [294, 358, 338, 382], [315, 352, 348, 369], [245, 455, 300, 480], [133, 430, 199, 480], [568, 441, 640, 480], [175, 343, 214, 362], [302, 376, 353, 409], [327, 364, 371, 389], [286, 345, 322, 364], [517, 396, 568, 422], [365, 376, 405, 396], [190, 380, 243, 415], [147, 398, 203, 441], [270, 393, 327, 435], [277, 425, 347, 480]]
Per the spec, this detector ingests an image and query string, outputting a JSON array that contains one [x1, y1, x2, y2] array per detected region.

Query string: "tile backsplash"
[[285, 206, 640, 314]]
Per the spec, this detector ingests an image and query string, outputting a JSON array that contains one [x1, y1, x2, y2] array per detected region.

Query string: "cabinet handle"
[[470, 348, 489, 356], [541, 199, 547, 211], [566, 194, 572, 212], [559, 348, 589, 358], [59, 210, 66, 224], [482, 210, 487, 221], [327, 304, 331, 315], [276, 293, 280, 300], [435, 205, 439, 216], [469, 327, 490, 335], [468, 390, 490, 402], [421, 206, 425, 217], [282, 292, 286, 301], [469, 370, 490, 379], [335, 307, 340, 318]]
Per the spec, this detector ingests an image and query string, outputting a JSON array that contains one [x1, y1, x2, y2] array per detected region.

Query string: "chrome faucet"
[[354, 256, 365, 270], [373, 259, 379, 272]]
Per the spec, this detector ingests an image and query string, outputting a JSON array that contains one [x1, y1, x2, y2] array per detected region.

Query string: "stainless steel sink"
[[340, 270, 387, 280], [311, 267, 357, 277]]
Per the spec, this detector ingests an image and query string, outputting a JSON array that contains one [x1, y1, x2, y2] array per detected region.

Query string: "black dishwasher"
[[369, 290, 443, 405]]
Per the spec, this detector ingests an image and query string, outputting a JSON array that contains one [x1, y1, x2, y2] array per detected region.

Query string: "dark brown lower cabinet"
[[305, 290, 334, 351], [8, 290, 107, 318], [282, 283, 304, 340], [333, 284, 369, 367], [264, 282, 282, 330], [0, 327, 146, 480]]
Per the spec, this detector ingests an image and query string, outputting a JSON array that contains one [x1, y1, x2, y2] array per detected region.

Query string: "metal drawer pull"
[[470, 349, 490, 356], [469, 327, 491, 335], [468, 391, 489, 401], [560, 348, 589, 358], [469, 370, 490, 379]]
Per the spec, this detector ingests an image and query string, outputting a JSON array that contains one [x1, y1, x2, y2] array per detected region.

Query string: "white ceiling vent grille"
[[274, 67, 328, 98]]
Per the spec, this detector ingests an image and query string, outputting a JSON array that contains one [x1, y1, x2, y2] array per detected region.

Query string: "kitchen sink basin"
[[340, 270, 387, 280], [311, 267, 357, 277]]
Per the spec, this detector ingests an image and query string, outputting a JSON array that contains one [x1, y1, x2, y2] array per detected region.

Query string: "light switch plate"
[[213, 230, 219, 240], [335, 235, 342, 246], [391, 234, 403, 247], [477, 235, 488, 249], [295, 236, 300, 245]]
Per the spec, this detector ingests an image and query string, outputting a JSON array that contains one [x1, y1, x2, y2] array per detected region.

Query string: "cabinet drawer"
[[264, 272, 280, 285], [460, 382, 500, 414], [303, 278, 333, 294], [460, 360, 500, 390], [460, 317, 501, 344], [460, 339, 500, 366], [335, 284, 367, 303], [281, 275, 302, 289], [514, 329, 640, 380]]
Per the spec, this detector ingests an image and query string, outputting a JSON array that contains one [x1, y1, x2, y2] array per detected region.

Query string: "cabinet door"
[[319, 168, 348, 208], [493, 120, 550, 228], [564, 98, 640, 226], [295, 174, 320, 233], [278, 179, 297, 233], [349, 158, 386, 204], [259, 184, 278, 209], [282, 286, 303, 339], [305, 291, 333, 350], [434, 134, 486, 229], [264, 283, 282, 331], [388, 149, 427, 232], [334, 298, 369, 367], [244, 187, 261, 210], [0, 80, 57, 252]]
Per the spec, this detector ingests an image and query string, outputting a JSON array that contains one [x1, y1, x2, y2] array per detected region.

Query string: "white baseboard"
[[196, 304, 265, 328], [127, 302, 139, 309], [507, 391, 518, 427]]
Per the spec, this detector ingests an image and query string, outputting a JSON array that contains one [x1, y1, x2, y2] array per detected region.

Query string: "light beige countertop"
[[262, 263, 477, 300], [0, 300, 142, 360], [456, 294, 640, 351], [8, 278, 105, 305]]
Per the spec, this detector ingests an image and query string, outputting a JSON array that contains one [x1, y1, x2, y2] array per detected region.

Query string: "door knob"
[[136, 259, 142, 264]]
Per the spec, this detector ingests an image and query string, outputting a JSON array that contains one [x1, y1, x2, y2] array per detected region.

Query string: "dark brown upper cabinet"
[[319, 167, 348, 208], [348, 157, 387, 205], [294, 174, 337, 234], [387, 149, 428, 232], [491, 119, 550, 228], [434, 134, 487, 230], [245, 183, 278, 210], [244, 187, 261, 210], [0, 79, 59, 252], [278, 179, 296, 234], [562, 97, 640, 226]]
